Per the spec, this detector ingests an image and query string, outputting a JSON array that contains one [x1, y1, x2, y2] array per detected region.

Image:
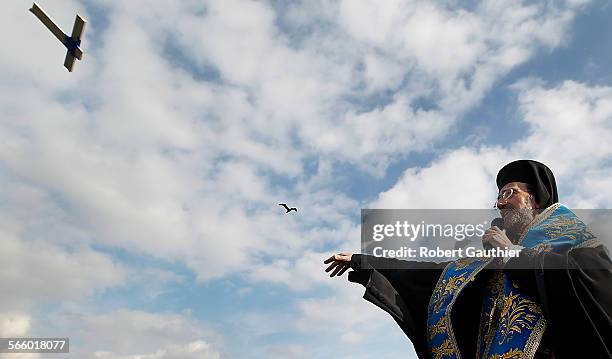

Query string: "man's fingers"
[[337, 265, 350, 277], [491, 226, 504, 235], [323, 254, 336, 264], [330, 266, 341, 277], [325, 261, 341, 272], [482, 236, 495, 246], [330, 263, 346, 277], [484, 228, 497, 236]]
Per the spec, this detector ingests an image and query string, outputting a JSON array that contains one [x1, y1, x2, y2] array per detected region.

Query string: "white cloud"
[[0, 352, 40, 359], [294, 283, 419, 357], [57, 310, 221, 359], [0, 234, 126, 309], [514, 80, 612, 174], [0, 0, 593, 285], [512, 80, 612, 207], [362, 53, 406, 92], [373, 147, 511, 209], [0, 182, 127, 311], [92, 340, 220, 359], [0, 313, 39, 359], [338, 0, 485, 76], [248, 251, 339, 291], [566, 169, 612, 208], [164, 0, 591, 166], [0, 313, 31, 337], [246, 216, 361, 291], [373, 79, 612, 211], [265, 344, 305, 359], [295, 286, 378, 341]]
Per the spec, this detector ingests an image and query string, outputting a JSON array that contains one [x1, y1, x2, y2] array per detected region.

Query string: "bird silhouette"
[[279, 203, 297, 213]]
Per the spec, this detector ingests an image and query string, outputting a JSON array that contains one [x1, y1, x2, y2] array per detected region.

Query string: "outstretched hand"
[[323, 252, 353, 277]]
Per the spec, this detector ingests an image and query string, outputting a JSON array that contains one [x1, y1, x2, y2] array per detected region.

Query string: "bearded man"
[[324, 160, 612, 358]]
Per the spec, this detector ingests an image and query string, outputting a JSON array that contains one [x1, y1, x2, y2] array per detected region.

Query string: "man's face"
[[497, 182, 538, 210], [496, 182, 539, 237]]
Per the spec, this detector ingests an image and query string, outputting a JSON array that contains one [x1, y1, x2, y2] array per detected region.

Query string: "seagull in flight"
[[279, 203, 297, 213]]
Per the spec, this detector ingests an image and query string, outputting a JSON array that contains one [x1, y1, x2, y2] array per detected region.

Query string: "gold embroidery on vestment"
[[429, 259, 492, 359], [488, 348, 525, 359], [518, 203, 561, 245], [454, 257, 475, 270], [429, 316, 447, 341], [539, 215, 591, 242], [498, 291, 540, 344], [479, 272, 504, 359], [432, 338, 455, 359], [432, 273, 468, 313]]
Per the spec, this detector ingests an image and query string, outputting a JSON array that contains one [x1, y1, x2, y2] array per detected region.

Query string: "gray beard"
[[503, 209, 536, 244]]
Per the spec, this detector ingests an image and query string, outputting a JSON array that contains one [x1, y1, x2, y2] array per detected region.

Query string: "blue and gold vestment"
[[426, 204, 599, 359]]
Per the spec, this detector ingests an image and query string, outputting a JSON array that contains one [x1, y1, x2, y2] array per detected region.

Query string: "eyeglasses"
[[493, 188, 515, 208]]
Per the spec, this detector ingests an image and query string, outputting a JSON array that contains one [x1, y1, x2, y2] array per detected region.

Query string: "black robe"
[[347, 245, 612, 359]]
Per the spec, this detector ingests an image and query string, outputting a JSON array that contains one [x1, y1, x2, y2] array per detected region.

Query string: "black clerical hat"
[[496, 160, 558, 208]]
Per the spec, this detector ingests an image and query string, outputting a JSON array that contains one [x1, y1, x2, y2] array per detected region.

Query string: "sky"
[[1, 0, 612, 358]]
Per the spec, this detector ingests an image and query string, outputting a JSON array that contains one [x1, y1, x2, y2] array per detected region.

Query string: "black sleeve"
[[503, 248, 545, 297], [505, 246, 612, 358], [347, 254, 449, 358]]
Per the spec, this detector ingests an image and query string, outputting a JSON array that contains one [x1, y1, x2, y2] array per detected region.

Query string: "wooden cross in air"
[[30, 2, 86, 72]]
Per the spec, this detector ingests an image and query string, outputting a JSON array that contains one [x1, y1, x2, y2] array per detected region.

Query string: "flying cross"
[[30, 2, 86, 72]]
